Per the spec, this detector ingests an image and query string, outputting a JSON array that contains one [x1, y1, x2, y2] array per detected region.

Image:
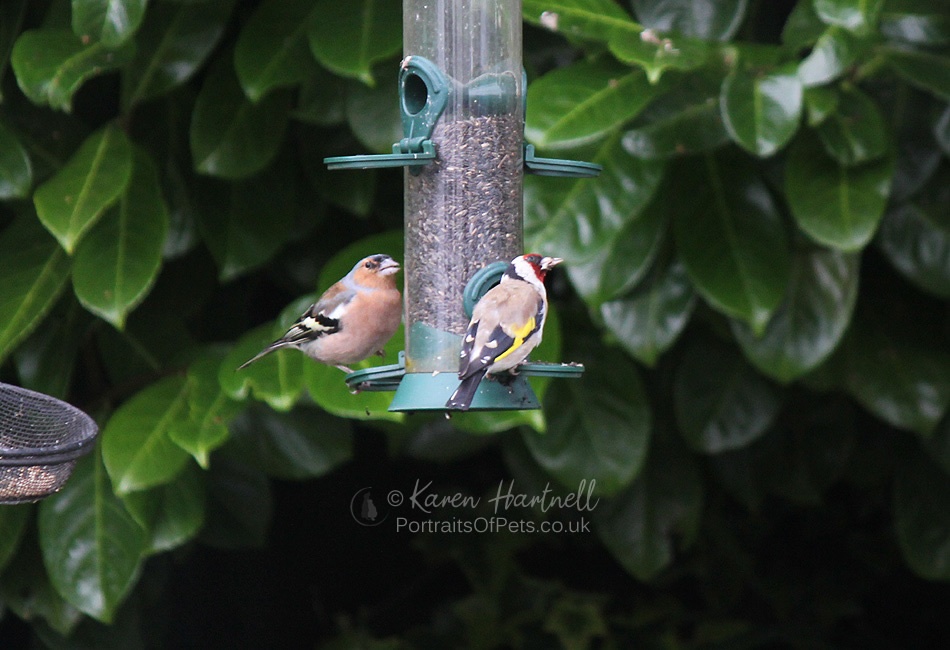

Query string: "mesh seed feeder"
[[0, 383, 99, 504], [326, 0, 598, 410]]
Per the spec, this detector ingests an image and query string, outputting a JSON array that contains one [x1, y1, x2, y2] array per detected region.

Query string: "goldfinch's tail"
[[445, 371, 485, 411]]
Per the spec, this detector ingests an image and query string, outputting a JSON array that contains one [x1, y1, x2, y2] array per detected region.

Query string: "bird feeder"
[[0, 383, 99, 503], [326, 0, 598, 411]]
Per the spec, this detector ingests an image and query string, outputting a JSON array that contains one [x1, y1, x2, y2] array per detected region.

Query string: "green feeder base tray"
[[344, 353, 584, 412], [389, 371, 539, 412]]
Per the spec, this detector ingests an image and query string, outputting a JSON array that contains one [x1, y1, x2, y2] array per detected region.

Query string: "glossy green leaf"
[[804, 85, 839, 126], [564, 187, 668, 305], [885, 47, 950, 100], [621, 80, 730, 158], [71, 0, 147, 46], [0, 505, 30, 573], [782, 0, 826, 50], [526, 133, 665, 264], [121, 0, 235, 109], [34, 124, 133, 253], [797, 27, 860, 87], [816, 85, 888, 165], [711, 397, 855, 509], [190, 56, 291, 179], [674, 340, 781, 453], [937, 104, 950, 156], [10, 28, 133, 111], [13, 299, 90, 399], [878, 195, 950, 300], [345, 72, 403, 154], [72, 149, 168, 328], [895, 451, 950, 580], [631, 0, 748, 40], [609, 30, 710, 83], [813, 0, 883, 33], [0, 1, 29, 103], [306, 0, 400, 86], [672, 154, 790, 333], [522, 0, 639, 43], [38, 452, 148, 622], [600, 255, 696, 367], [308, 165, 377, 217], [786, 133, 894, 251], [170, 350, 242, 468], [221, 321, 306, 412], [121, 464, 205, 554], [0, 216, 72, 365], [923, 412, 950, 476], [234, 0, 316, 102], [888, 85, 944, 202], [227, 405, 353, 480], [0, 119, 32, 198], [843, 310, 950, 436], [293, 66, 349, 126], [523, 350, 651, 496], [880, 0, 950, 46], [733, 247, 859, 383], [594, 434, 703, 581], [720, 63, 803, 157], [101, 375, 193, 495], [194, 161, 296, 281], [526, 60, 660, 150]]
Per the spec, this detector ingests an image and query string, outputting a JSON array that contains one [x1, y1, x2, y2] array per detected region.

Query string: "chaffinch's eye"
[[365, 261, 374, 269]]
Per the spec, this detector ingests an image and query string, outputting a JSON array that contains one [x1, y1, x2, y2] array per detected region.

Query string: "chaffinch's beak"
[[379, 258, 401, 276]]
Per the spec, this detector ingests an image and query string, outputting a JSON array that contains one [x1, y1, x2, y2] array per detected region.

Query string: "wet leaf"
[[672, 153, 789, 333], [674, 340, 782, 453], [733, 248, 859, 383], [38, 452, 148, 622], [720, 63, 803, 157], [786, 132, 894, 251]]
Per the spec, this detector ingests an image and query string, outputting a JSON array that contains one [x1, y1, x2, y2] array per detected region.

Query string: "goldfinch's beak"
[[540, 257, 563, 271], [379, 258, 401, 276]]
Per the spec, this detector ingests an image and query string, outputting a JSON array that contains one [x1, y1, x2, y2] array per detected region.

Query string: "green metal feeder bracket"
[[325, 60, 602, 179], [324, 56, 449, 173], [345, 263, 584, 411]]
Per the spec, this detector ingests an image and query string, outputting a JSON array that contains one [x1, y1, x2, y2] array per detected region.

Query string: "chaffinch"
[[240, 254, 402, 373], [446, 254, 562, 411]]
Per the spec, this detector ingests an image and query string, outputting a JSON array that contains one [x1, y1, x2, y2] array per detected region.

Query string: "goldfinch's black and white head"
[[503, 254, 563, 292]]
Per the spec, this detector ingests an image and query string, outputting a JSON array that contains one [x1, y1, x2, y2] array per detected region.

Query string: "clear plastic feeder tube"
[[403, 0, 524, 373]]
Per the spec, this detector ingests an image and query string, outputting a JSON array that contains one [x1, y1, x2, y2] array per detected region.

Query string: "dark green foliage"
[[1, 0, 950, 646]]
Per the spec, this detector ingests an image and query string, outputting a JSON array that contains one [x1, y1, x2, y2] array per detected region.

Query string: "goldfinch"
[[446, 254, 562, 411], [240, 254, 402, 373]]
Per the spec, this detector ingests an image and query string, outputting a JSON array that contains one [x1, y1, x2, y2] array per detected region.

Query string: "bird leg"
[[336, 364, 354, 373]]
